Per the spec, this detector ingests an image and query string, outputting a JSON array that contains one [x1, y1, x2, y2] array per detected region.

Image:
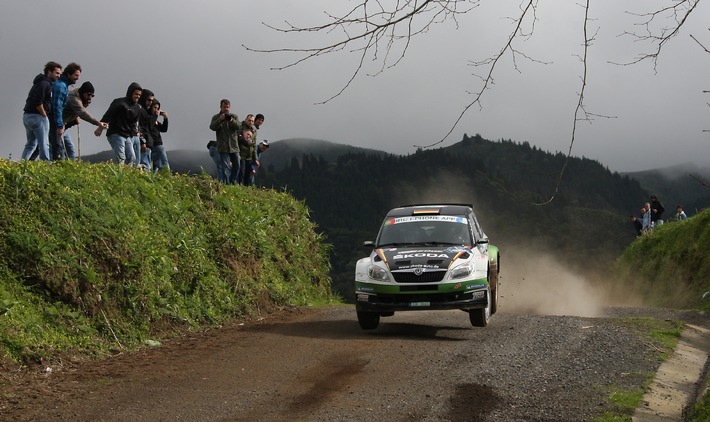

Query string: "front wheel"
[[357, 311, 381, 330], [469, 289, 491, 327]]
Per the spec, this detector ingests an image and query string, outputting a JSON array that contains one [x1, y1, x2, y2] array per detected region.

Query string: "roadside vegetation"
[[615, 208, 710, 311], [0, 159, 336, 366], [613, 212, 710, 420]]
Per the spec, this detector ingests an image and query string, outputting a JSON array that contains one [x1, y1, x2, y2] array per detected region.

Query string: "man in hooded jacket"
[[21, 61, 62, 161], [146, 98, 169, 173], [96, 82, 143, 164]]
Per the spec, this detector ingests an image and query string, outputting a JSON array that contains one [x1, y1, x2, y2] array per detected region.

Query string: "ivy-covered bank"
[[0, 159, 336, 365]]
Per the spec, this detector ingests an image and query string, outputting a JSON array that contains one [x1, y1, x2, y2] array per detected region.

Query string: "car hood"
[[374, 246, 472, 271]]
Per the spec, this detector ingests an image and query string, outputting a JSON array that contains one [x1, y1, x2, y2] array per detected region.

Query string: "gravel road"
[[2, 305, 706, 422]]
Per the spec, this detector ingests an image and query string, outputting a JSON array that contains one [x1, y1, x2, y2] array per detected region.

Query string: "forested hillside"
[[259, 134, 650, 299]]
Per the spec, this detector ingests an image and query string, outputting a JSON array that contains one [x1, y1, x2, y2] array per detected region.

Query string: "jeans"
[[107, 134, 135, 164], [209, 145, 221, 179], [21, 113, 50, 160], [128, 136, 141, 167], [152, 145, 170, 173], [218, 152, 239, 184], [236, 158, 249, 185], [50, 130, 76, 160], [141, 147, 152, 171]]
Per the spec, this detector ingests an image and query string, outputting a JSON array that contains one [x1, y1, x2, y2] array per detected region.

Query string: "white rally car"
[[354, 204, 500, 330]]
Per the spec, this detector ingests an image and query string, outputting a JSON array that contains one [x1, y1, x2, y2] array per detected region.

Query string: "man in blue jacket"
[[50, 62, 81, 160], [21, 61, 62, 161]]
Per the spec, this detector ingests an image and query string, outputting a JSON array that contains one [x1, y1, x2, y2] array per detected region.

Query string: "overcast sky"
[[1, 0, 707, 172]]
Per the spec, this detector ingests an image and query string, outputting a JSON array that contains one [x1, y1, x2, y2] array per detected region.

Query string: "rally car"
[[354, 204, 500, 330]]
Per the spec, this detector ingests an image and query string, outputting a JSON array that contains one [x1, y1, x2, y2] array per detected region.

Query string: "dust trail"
[[498, 249, 642, 317]]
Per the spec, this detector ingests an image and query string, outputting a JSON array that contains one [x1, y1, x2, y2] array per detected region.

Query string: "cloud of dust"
[[385, 172, 645, 316], [498, 248, 644, 317]]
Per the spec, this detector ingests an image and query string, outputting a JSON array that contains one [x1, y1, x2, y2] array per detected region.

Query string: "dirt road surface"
[[2, 306, 707, 422]]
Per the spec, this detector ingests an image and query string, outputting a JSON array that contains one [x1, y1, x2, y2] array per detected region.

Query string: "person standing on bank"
[[237, 114, 257, 185], [61, 82, 107, 157], [147, 99, 169, 173], [137, 89, 155, 170], [650, 195, 665, 226], [209, 99, 240, 183], [245, 140, 269, 186], [50, 62, 81, 160], [21, 61, 62, 161], [96, 82, 143, 165]]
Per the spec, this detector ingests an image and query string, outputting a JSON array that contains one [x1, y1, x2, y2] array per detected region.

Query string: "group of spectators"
[[208, 98, 269, 186], [21, 61, 170, 172], [21, 61, 271, 182], [630, 194, 688, 236], [21, 61, 105, 161]]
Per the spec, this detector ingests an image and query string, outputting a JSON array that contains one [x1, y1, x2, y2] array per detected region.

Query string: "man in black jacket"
[[650, 195, 665, 226], [95, 82, 143, 164], [21, 61, 62, 161]]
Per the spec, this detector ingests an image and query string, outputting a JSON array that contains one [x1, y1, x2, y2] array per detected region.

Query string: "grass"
[[0, 159, 338, 366], [615, 209, 710, 311], [590, 317, 684, 422]]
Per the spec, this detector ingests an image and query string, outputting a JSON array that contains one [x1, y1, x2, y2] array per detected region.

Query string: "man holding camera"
[[209, 99, 240, 183]]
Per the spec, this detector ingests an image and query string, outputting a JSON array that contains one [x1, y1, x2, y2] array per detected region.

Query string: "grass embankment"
[[614, 210, 710, 421], [0, 159, 337, 366], [615, 208, 710, 311]]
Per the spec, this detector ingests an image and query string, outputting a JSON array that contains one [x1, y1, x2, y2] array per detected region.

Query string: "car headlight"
[[450, 264, 474, 280], [368, 264, 390, 281]]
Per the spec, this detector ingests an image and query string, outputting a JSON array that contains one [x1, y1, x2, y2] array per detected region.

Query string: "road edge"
[[632, 323, 710, 421]]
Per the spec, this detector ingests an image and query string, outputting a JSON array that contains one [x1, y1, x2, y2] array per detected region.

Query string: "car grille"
[[392, 270, 446, 283], [374, 291, 475, 304]]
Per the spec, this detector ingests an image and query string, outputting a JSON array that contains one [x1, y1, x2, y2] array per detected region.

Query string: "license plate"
[[410, 301, 430, 307]]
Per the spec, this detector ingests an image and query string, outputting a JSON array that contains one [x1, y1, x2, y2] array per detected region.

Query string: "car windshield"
[[376, 215, 472, 246]]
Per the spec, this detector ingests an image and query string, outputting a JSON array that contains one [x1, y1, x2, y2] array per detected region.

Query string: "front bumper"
[[355, 282, 488, 312]]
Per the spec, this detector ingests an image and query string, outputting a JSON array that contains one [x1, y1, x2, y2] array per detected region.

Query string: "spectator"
[[650, 195, 665, 226], [96, 82, 143, 165], [147, 99, 169, 173], [245, 140, 269, 186], [50, 62, 82, 160], [206, 141, 221, 178], [62, 82, 107, 158], [137, 89, 155, 170], [237, 114, 257, 185], [21, 61, 62, 161], [675, 205, 687, 221], [641, 203, 653, 233], [209, 99, 240, 183], [630, 215, 642, 236], [253, 113, 265, 142]]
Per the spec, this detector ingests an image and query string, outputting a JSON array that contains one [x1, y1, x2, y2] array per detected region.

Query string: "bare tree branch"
[[534, 0, 592, 206], [250, 0, 704, 205], [689, 172, 710, 188], [245, 0, 480, 104], [612, 0, 701, 69], [413, 0, 541, 149]]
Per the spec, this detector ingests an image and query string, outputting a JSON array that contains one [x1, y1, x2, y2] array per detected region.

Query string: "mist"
[[498, 249, 644, 317]]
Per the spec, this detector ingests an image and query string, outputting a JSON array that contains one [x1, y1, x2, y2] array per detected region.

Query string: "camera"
[[223, 113, 232, 121]]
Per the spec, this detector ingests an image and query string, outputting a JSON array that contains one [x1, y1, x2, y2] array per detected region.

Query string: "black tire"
[[489, 265, 499, 315], [357, 311, 381, 330], [469, 289, 491, 327]]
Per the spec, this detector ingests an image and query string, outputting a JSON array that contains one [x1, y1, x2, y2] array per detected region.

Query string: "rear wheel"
[[357, 311, 381, 330], [469, 289, 491, 327]]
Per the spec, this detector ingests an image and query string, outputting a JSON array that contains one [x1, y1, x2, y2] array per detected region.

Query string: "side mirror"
[[363, 240, 375, 249], [476, 238, 489, 245]]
